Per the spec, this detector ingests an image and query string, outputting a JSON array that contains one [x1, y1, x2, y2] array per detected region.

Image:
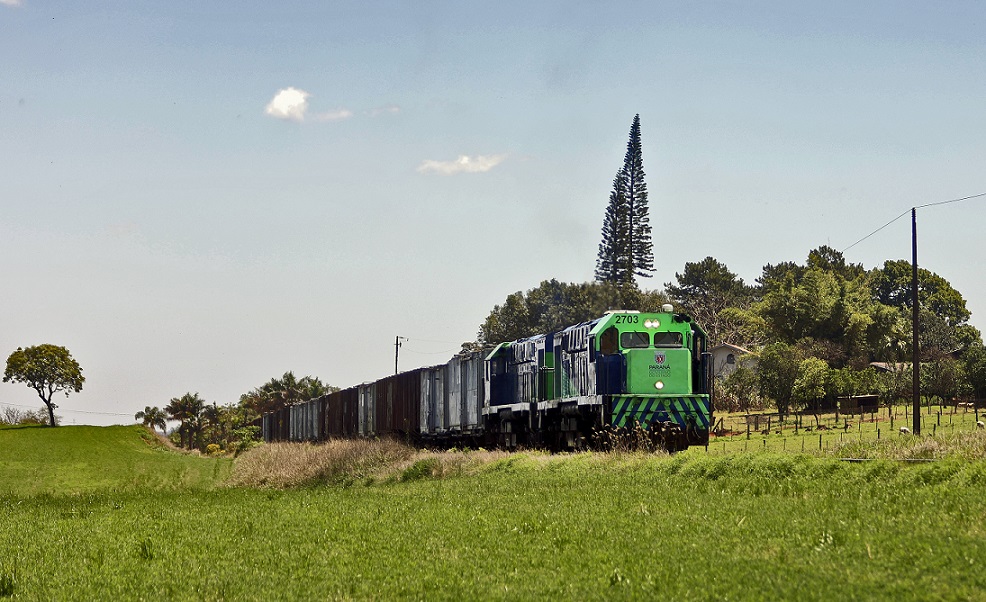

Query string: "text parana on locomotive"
[[263, 304, 713, 452]]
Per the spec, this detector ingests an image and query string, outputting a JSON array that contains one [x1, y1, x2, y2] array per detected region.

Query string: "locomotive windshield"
[[620, 332, 650, 349], [653, 332, 684, 348], [599, 327, 619, 354]]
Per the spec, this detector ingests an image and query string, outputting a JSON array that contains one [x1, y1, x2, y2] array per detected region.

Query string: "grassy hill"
[[0, 424, 231, 496]]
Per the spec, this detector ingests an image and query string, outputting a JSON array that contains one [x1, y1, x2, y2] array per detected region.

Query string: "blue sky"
[[2, 1, 985, 425]]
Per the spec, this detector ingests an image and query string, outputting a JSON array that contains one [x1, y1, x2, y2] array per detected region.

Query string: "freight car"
[[262, 306, 713, 451]]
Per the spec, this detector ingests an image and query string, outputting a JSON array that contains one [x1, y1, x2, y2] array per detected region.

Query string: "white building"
[[710, 343, 754, 378]]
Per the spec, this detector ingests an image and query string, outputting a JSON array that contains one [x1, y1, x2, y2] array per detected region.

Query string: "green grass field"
[[1, 424, 985, 600], [704, 403, 985, 456], [0, 425, 231, 496]]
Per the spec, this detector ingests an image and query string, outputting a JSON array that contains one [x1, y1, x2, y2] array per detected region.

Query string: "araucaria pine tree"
[[595, 114, 654, 284]]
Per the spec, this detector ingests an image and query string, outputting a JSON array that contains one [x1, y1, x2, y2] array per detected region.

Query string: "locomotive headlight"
[[655, 381, 665, 390], [645, 319, 660, 329]]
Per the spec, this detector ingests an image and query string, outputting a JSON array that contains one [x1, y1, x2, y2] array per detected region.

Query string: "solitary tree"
[[595, 114, 654, 284], [3, 344, 84, 427]]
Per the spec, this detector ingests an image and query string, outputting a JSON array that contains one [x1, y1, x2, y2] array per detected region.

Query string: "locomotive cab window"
[[599, 327, 619, 355], [488, 356, 506, 376], [620, 331, 650, 349], [653, 332, 683, 348]]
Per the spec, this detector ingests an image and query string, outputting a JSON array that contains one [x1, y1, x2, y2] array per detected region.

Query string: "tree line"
[[135, 372, 339, 453], [476, 245, 985, 416]]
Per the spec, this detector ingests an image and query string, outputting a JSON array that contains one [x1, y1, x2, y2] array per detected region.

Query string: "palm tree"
[[200, 402, 224, 447], [164, 393, 205, 449], [239, 372, 337, 416], [135, 406, 167, 433]]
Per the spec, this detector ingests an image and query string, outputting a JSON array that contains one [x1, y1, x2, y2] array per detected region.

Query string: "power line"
[[915, 190, 986, 210], [842, 191, 986, 253], [842, 208, 910, 253], [0, 401, 133, 416], [402, 348, 460, 355], [401, 336, 464, 345]]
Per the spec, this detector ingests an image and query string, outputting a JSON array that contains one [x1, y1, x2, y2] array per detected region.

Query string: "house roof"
[[869, 362, 908, 372], [710, 343, 751, 354]]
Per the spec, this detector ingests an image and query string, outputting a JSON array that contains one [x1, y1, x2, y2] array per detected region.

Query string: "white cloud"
[[313, 109, 354, 122], [264, 87, 354, 123], [264, 87, 311, 122], [417, 154, 507, 175], [1, 0, 23, 6], [368, 104, 401, 117]]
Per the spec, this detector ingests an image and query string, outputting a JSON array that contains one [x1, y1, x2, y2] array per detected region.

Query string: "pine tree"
[[623, 114, 654, 278], [594, 174, 633, 283], [595, 114, 654, 284]]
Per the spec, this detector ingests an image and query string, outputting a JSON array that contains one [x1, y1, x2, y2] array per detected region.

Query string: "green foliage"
[[477, 279, 668, 345], [715, 363, 761, 413], [756, 342, 801, 416], [595, 172, 633, 284], [665, 256, 756, 345], [807, 245, 866, 280], [134, 406, 167, 433], [164, 392, 205, 450], [921, 356, 972, 403], [238, 371, 338, 417], [596, 114, 653, 283], [963, 345, 986, 399], [871, 259, 980, 358], [872, 259, 971, 326], [877, 365, 913, 406], [3, 344, 84, 427], [754, 247, 902, 367], [826, 367, 881, 399], [792, 357, 829, 410], [231, 426, 262, 454]]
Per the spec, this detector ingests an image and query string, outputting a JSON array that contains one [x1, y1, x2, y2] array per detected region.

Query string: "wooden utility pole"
[[395, 336, 407, 375], [911, 208, 921, 435]]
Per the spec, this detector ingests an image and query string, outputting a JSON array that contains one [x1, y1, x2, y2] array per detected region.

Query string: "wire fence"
[[705, 401, 984, 455]]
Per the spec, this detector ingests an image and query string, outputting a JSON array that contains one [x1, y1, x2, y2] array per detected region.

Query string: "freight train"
[[262, 306, 713, 451]]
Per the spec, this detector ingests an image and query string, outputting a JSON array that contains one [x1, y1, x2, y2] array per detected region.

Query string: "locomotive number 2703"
[[613, 315, 639, 324]]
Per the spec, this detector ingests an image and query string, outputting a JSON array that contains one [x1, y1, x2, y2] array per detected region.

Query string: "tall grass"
[[226, 438, 415, 487], [833, 429, 986, 460], [227, 438, 522, 488]]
